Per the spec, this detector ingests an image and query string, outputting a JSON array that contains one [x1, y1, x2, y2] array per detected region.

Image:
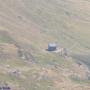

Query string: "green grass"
[[0, 34, 14, 44], [0, 59, 28, 67]]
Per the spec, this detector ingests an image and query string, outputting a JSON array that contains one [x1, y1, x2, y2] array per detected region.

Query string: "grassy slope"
[[0, 0, 90, 90]]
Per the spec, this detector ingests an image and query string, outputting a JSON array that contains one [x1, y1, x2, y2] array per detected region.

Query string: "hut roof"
[[48, 43, 56, 47]]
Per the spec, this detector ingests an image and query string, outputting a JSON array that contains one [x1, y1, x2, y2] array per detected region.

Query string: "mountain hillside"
[[0, 0, 90, 90]]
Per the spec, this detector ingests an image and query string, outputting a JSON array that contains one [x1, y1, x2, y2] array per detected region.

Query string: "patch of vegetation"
[[0, 31, 14, 44], [70, 75, 90, 84], [23, 72, 54, 90]]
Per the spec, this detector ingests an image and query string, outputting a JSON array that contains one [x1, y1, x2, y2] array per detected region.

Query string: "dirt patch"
[[0, 43, 18, 59], [0, 30, 35, 62]]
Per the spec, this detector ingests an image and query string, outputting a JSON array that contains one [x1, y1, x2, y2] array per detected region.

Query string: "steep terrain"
[[0, 0, 90, 90]]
